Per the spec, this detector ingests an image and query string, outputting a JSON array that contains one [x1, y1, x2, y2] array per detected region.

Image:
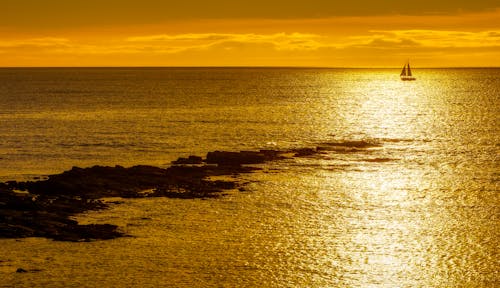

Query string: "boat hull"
[[401, 77, 416, 81]]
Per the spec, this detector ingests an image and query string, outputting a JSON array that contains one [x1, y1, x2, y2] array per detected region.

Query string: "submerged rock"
[[292, 148, 317, 157], [172, 155, 203, 165], [16, 268, 28, 273]]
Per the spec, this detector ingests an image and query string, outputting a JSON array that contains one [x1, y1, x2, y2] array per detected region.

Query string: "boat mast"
[[407, 61, 412, 77]]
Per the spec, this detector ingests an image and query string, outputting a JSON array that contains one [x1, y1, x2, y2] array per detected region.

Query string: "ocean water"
[[0, 68, 498, 287]]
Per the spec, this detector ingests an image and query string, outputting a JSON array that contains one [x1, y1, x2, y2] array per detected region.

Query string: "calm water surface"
[[0, 68, 498, 287]]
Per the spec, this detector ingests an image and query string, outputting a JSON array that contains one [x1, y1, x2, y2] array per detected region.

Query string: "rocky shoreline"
[[0, 141, 381, 242], [0, 148, 305, 242]]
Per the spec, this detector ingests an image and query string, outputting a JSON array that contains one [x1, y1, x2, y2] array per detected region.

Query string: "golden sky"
[[1, 1, 499, 67]]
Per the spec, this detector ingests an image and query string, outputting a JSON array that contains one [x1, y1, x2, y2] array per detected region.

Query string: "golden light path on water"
[[315, 75, 428, 285], [325, 71, 495, 286], [297, 70, 496, 286]]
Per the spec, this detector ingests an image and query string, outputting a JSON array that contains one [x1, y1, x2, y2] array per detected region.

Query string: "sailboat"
[[400, 61, 416, 81]]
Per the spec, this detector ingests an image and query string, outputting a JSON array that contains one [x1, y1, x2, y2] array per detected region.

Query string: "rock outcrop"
[[1, 143, 379, 241], [0, 149, 295, 241]]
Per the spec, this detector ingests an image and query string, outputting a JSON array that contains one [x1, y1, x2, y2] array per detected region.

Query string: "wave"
[[360, 157, 397, 163], [317, 140, 382, 152], [378, 138, 414, 143], [58, 142, 138, 149]]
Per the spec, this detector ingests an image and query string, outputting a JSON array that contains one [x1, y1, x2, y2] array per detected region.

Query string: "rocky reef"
[[0, 148, 296, 241], [0, 141, 381, 242]]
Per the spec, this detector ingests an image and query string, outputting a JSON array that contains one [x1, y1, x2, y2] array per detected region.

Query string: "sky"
[[1, 1, 499, 67]]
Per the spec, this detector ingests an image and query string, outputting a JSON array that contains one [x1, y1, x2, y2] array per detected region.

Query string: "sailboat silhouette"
[[400, 60, 416, 81]]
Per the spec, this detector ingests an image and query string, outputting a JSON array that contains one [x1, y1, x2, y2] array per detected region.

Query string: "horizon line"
[[0, 65, 499, 69]]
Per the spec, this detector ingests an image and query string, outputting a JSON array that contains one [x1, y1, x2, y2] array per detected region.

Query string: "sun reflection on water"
[[315, 70, 487, 286], [326, 165, 430, 286], [310, 70, 497, 286]]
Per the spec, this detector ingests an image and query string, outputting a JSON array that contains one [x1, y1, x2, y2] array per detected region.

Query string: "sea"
[[0, 67, 498, 287]]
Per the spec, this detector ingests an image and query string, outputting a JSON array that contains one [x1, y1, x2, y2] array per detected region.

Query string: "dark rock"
[[206, 150, 285, 166], [206, 151, 263, 165], [172, 155, 203, 165], [25, 165, 170, 198], [0, 160, 251, 240], [51, 224, 123, 242], [292, 148, 317, 157], [362, 158, 395, 163], [16, 268, 28, 273]]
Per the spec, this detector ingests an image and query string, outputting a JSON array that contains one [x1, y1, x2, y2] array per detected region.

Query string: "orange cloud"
[[336, 30, 500, 53], [0, 37, 71, 48], [126, 33, 323, 52]]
